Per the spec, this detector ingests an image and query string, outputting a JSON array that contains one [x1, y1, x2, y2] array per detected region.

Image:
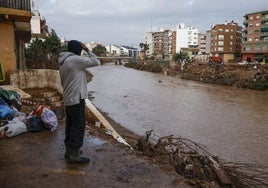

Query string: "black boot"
[[66, 148, 90, 164], [64, 147, 82, 159]]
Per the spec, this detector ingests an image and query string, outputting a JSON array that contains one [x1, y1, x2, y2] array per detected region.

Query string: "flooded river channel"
[[88, 64, 268, 165]]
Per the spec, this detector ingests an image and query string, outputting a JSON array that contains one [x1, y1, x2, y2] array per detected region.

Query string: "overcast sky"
[[35, 0, 267, 48]]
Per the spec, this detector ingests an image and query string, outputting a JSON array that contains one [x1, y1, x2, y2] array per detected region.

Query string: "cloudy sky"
[[35, 0, 267, 48]]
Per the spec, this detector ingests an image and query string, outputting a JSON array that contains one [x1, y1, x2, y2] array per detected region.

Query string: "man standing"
[[58, 40, 100, 164]]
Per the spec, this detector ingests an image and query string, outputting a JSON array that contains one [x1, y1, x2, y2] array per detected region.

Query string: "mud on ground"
[[0, 88, 194, 188]]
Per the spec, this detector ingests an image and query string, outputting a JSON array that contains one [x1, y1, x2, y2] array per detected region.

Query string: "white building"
[[176, 23, 198, 53], [145, 32, 153, 57], [30, 9, 48, 38], [105, 44, 123, 56]]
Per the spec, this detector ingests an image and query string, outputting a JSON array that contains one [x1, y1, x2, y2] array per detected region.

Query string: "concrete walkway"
[[0, 120, 190, 188]]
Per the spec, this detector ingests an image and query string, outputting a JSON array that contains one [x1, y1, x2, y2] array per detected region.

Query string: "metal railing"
[[0, 0, 31, 11]]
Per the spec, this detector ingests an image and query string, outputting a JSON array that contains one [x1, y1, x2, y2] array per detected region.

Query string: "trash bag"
[[0, 121, 27, 138], [26, 116, 44, 132], [31, 104, 50, 117], [0, 104, 14, 120], [0, 88, 21, 106], [41, 108, 58, 132], [0, 97, 7, 105]]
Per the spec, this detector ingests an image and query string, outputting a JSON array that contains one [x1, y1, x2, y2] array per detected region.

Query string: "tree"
[[139, 43, 149, 59], [173, 51, 189, 63], [92, 44, 106, 56], [26, 29, 62, 69], [44, 29, 61, 59], [139, 43, 149, 51]]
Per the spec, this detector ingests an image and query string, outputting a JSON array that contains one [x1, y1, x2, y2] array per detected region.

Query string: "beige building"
[[210, 20, 243, 63], [0, 0, 31, 84], [242, 10, 268, 63]]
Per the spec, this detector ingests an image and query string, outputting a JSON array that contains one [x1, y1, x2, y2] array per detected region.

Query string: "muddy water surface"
[[88, 64, 268, 165]]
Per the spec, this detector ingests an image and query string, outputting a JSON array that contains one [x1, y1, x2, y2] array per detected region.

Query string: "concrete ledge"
[[9, 69, 63, 94]]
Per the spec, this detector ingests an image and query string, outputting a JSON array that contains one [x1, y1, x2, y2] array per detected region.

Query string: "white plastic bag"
[[41, 107, 58, 132], [0, 121, 27, 138]]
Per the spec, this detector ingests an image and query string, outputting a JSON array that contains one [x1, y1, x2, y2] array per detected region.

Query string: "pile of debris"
[[0, 87, 59, 138], [136, 130, 268, 187]]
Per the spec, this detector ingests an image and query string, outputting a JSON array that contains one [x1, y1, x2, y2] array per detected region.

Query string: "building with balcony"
[[176, 23, 199, 58], [205, 30, 211, 55], [242, 10, 268, 63], [198, 33, 207, 54], [150, 29, 174, 60], [31, 9, 48, 38], [145, 32, 154, 58], [210, 20, 243, 63], [0, 0, 31, 84]]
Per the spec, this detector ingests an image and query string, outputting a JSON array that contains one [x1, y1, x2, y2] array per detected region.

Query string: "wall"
[[9, 69, 63, 94], [0, 23, 17, 82]]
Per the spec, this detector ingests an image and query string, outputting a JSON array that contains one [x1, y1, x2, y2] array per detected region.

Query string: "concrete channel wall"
[[9, 69, 63, 94]]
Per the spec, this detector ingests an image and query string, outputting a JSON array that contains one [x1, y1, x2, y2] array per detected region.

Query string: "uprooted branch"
[[136, 130, 268, 187]]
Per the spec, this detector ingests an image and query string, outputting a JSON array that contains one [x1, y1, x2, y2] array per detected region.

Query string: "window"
[[255, 44, 260, 51], [254, 37, 259, 41], [230, 35, 233, 39], [245, 46, 251, 51], [218, 35, 224, 40], [225, 29, 230, 32], [256, 23, 260, 26], [250, 16, 253, 20], [218, 47, 223, 51], [218, 41, 224, 46], [256, 15, 260, 19], [230, 41, 233, 45], [219, 28, 223, 31], [248, 38, 252, 41]]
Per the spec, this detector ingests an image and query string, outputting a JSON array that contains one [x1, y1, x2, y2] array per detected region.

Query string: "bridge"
[[89, 56, 138, 64]]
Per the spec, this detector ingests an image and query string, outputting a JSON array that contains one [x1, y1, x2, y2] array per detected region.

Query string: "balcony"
[[0, 0, 32, 42], [0, 0, 31, 22], [260, 32, 268, 38], [0, 0, 31, 11], [262, 17, 268, 23], [261, 25, 268, 33]]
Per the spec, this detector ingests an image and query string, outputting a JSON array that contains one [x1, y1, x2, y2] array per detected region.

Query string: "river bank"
[[124, 62, 268, 90]]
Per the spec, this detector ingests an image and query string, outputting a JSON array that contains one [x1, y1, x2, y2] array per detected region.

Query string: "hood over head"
[[58, 52, 74, 65], [68, 40, 82, 55]]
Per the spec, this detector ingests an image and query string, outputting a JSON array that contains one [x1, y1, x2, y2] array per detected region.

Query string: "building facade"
[[0, 0, 32, 83], [210, 20, 243, 63], [145, 32, 154, 58], [176, 23, 199, 58], [31, 9, 48, 38], [198, 33, 206, 54], [242, 10, 268, 63]]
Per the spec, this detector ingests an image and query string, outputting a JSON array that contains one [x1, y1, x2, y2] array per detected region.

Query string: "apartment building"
[[242, 10, 268, 63], [31, 9, 49, 38], [205, 30, 211, 54], [198, 33, 206, 54], [0, 0, 32, 83], [145, 32, 154, 58], [176, 23, 199, 57], [210, 20, 243, 63]]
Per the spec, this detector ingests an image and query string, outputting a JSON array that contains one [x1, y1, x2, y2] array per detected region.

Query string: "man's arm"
[[81, 43, 101, 66]]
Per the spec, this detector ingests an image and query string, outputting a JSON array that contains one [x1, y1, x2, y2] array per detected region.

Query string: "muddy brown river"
[[88, 64, 268, 165]]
